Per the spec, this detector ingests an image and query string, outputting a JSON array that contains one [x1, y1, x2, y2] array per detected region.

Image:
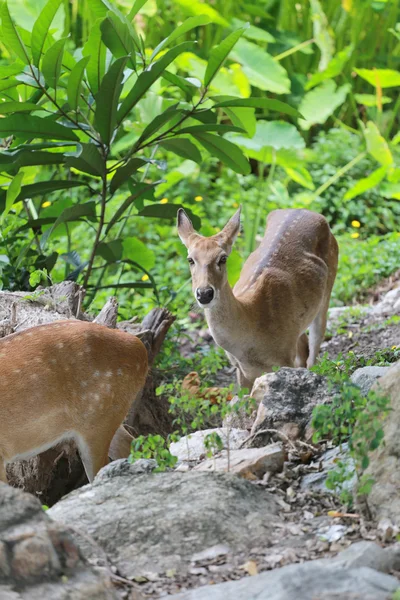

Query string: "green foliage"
[[129, 434, 178, 472]]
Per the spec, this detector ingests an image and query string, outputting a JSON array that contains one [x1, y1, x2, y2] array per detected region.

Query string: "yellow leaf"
[[241, 560, 258, 576]]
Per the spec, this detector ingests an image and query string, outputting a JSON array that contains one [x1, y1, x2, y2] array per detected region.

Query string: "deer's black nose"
[[196, 287, 214, 305]]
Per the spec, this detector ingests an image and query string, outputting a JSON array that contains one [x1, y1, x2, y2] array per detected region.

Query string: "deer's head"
[[177, 207, 241, 309]]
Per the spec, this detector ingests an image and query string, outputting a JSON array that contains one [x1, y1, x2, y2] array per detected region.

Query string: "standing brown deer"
[[177, 207, 338, 390], [0, 320, 148, 483]]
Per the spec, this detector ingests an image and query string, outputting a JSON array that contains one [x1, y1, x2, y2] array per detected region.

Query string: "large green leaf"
[[0, 115, 79, 140], [0, 180, 86, 208], [204, 25, 248, 88], [66, 143, 105, 176], [40, 202, 97, 249], [100, 12, 136, 70], [344, 166, 387, 201], [122, 237, 155, 270], [97, 239, 123, 262], [354, 94, 392, 107], [212, 96, 303, 119], [159, 138, 202, 164], [298, 80, 350, 130], [173, 0, 228, 26], [230, 39, 290, 94], [0, 3, 30, 64], [105, 182, 159, 233], [232, 18, 275, 43], [67, 56, 90, 112], [355, 68, 400, 89], [364, 121, 393, 167], [134, 107, 182, 148], [310, 0, 334, 71], [0, 148, 66, 171], [110, 158, 146, 193], [178, 124, 244, 135], [128, 0, 149, 19], [152, 15, 210, 60], [117, 41, 194, 124], [95, 56, 128, 145], [82, 19, 106, 95], [0, 62, 24, 79], [305, 45, 353, 90], [138, 203, 201, 228], [227, 121, 305, 162], [0, 101, 40, 114], [3, 170, 24, 219], [190, 131, 250, 174], [42, 37, 67, 89], [31, 0, 63, 66], [222, 106, 256, 137]]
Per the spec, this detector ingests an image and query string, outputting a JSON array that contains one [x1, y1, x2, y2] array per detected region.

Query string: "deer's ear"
[[216, 206, 241, 253], [177, 208, 195, 247]]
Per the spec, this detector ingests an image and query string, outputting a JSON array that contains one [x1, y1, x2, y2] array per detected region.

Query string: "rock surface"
[[365, 361, 400, 526], [169, 428, 249, 463], [300, 444, 356, 492], [351, 366, 391, 396], [166, 542, 400, 600], [48, 471, 280, 579], [193, 444, 284, 480], [249, 368, 333, 441], [372, 286, 400, 315], [0, 482, 116, 599]]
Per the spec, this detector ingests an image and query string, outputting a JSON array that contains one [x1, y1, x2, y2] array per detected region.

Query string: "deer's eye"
[[218, 255, 228, 266], [188, 257, 195, 266]]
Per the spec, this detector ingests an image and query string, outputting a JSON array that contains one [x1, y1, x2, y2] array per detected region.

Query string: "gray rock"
[[0, 482, 117, 599], [222, 395, 257, 431], [250, 368, 333, 441], [193, 444, 284, 479], [334, 540, 400, 573], [48, 471, 279, 579], [372, 287, 400, 316], [300, 444, 356, 493], [166, 545, 399, 599], [169, 428, 249, 463], [364, 361, 400, 525], [95, 458, 157, 481], [351, 366, 391, 396]]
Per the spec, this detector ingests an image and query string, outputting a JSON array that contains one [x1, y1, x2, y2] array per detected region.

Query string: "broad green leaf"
[[40, 202, 96, 249], [284, 165, 314, 190], [299, 80, 350, 130], [100, 12, 136, 70], [230, 120, 304, 153], [128, 0, 149, 19], [82, 19, 106, 95], [191, 131, 250, 174], [355, 68, 400, 89], [380, 182, 400, 199], [117, 41, 194, 124], [42, 37, 67, 89], [66, 143, 105, 176], [354, 94, 392, 107], [67, 56, 90, 112], [105, 182, 159, 233], [134, 107, 182, 147], [152, 15, 210, 60], [173, 0, 228, 26], [122, 237, 155, 270], [310, 0, 334, 71], [138, 202, 201, 228], [232, 18, 275, 43], [95, 56, 128, 145], [0, 148, 66, 171], [344, 166, 387, 201], [305, 45, 353, 90], [0, 114, 79, 140], [230, 39, 290, 94], [0, 181, 86, 209], [222, 106, 256, 137], [162, 70, 198, 96], [364, 121, 393, 166], [97, 239, 123, 262], [204, 25, 248, 88], [0, 62, 24, 78], [0, 3, 30, 64], [212, 96, 303, 118], [178, 124, 244, 134], [3, 170, 24, 219], [0, 101, 40, 113], [31, 0, 63, 66], [159, 138, 202, 164], [110, 158, 146, 193]]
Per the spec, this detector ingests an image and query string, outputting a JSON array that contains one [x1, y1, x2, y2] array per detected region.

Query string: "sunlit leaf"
[[0, 2, 30, 64], [123, 237, 155, 270], [0, 114, 79, 140], [0, 101, 39, 114], [232, 18, 275, 43], [173, 0, 228, 26], [191, 131, 250, 174], [364, 121, 393, 166], [42, 37, 67, 89], [299, 80, 350, 130], [152, 15, 210, 60], [355, 68, 400, 88], [4, 170, 24, 219], [204, 25, 248, 88], [82, 18, 106, 95], [31, 0, 63, 66], [310, 0, 334, 71], [230, 39, 290, 94], [305, 45, 353, 90], [344, 166, 387, 201]]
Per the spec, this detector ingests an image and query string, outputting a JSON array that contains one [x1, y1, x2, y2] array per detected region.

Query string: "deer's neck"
[[204, 282, 249, 349]]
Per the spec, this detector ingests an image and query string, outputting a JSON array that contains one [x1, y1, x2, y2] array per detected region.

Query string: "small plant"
[[129, 434, 178, 472]]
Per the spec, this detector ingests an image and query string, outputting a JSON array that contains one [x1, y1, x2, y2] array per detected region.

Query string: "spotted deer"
[[0, 320, 148, 483], [177, 207, 338, 390]]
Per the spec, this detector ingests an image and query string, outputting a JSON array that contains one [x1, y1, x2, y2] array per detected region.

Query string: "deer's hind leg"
[[307, 302, 329, 368], [295, 333, 309, 368]]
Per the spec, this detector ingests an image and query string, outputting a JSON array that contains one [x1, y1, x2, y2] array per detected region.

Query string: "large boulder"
[[249, 368, 333, 442], [170, 428, 249, 463], [166, 542, 400, 600], [351, 366, 391, 396], [0, 482, 117, 599], [364, 361, 400, 526], [48, 463, 280, 580]]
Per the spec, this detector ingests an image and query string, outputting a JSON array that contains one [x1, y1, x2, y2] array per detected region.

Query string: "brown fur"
[[178, 207, 338, 390], [0, 320, 148, 483]]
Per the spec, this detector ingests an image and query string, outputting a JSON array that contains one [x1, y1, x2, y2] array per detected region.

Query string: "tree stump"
[[0, 283, 175, 506]]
